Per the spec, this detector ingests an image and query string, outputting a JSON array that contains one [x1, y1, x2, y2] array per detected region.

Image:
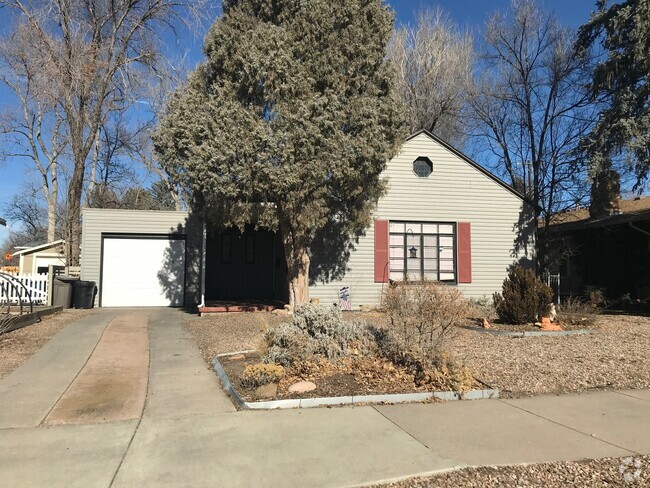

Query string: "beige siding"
[[309, 132, 534, 308], [21, 254, 34, 274], [81, 208, 203, 306]]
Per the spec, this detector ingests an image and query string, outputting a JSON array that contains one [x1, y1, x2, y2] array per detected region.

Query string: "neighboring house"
[[12, 240, 66, 275], [544, 196, 650, 301], [80, 130, 534, 309]]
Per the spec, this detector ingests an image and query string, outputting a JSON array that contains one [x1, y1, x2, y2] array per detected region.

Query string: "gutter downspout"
[[199, 221, 207, 308]]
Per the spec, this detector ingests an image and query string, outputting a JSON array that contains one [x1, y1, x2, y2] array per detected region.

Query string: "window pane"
[[389, 222, 405, 232], [407, 271, 421, 281], [405, 223, 421, 234], [440, 272, 455, 281], [407, 255, 421, 270], [424, 271, 438, 280], [423, 258, 438, 270], [440, 236, 454, 247], [390, 246, 404, 258], [439, 224, 454, 234], [390, 271, 404, 281], [439, 248, 454, 260], [423, 246, 438, 258], [389, 258, 404, 271], [406, 234, 420, 246], [440, 260, 454, 271], [389, 235, 403, 245], [423, 235, 438, 246], [423, 224, 438, 234]]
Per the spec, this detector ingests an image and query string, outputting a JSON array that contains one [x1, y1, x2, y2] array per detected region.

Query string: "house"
[[544, 196, 650, 301], [79, 131, 534, 309], [12, 240, 66, 275]]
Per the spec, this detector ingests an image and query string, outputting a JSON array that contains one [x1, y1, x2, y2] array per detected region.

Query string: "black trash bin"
[[52, 276, 79, 309], [73, 280, 97, 309]]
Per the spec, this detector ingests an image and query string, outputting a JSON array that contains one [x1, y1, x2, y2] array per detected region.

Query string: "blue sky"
[[0, 0, 598, 245]]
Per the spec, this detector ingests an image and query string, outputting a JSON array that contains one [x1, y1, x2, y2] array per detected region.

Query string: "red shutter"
[[458, 222, 472, 283], [374, 219, 389, 283]]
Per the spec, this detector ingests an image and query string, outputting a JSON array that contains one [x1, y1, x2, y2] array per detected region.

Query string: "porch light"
[[409, 246, 418, 259]]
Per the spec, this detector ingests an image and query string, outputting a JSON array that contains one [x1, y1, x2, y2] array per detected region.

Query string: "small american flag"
[[339, 286, 351, 311]]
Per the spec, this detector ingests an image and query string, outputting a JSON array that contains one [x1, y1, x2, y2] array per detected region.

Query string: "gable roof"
[[12, 239, 65, 257], [406, 130, 531, 203]]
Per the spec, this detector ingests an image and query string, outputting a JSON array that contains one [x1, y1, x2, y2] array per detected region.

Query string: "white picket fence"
[[0, 274, 49, 305]]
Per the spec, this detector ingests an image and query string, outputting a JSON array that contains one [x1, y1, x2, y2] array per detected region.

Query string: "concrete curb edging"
[[462, 325, 598, 337], [212, 352, 500, 410], [1, 306, 64, 335]]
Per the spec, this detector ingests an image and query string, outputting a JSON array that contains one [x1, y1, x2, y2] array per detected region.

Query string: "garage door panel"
[[102, 237, 185, 307]]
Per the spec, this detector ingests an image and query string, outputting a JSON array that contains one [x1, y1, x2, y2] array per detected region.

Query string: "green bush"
[[493, 266, 553, 324]]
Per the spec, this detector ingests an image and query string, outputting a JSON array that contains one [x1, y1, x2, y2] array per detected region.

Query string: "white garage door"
[[101, 236, 186, 307]]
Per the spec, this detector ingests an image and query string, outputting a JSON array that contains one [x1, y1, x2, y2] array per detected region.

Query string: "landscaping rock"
[[482, 318, 491, 329], [540, 317, 563, 331], [254, 383, 278, 398], [271, 309, 289, 317], [288, 380, 316, 393], [227, 354, 245, 360]]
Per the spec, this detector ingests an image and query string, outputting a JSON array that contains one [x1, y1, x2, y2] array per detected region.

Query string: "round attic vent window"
[[413, 156, 433, 177]]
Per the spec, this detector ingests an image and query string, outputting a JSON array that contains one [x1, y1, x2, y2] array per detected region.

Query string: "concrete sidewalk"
[[0, 309, 648, 488]]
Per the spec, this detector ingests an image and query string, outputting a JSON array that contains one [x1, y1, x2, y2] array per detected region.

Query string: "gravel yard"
[[453, 314, 650, 397], [187, 311, 650, 399], [0, 309, 92, 379], [376, 455, 650, 487], [185, 312, 290, 361]]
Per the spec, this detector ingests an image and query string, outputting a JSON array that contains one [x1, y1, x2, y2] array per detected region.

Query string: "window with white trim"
[[389, 222, 456, 282]]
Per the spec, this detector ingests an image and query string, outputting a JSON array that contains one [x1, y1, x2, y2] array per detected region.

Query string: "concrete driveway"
[[0, 308, 648, 487]]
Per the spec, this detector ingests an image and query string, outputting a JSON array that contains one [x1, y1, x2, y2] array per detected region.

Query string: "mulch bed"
[[218, 351, 481, 402]]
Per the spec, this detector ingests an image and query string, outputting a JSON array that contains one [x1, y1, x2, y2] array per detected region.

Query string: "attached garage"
[[101, 235, 186, 307], [80, 209, 203, 308]]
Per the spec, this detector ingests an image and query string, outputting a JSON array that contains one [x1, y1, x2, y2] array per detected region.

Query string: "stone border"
[[462, 325, 598, 337], [212, 352, 499, 411], [1, 306, 64, 335]]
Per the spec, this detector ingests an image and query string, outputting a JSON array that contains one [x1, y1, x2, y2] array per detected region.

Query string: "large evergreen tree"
[[155, 0, 406, 306], [578, 0, 650, 189]]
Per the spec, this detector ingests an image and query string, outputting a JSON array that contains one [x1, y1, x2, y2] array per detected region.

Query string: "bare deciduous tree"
[[0, 0, 206, 265], [468, 0, 597, 269], [388, 8, 474, 145], [0, 24, 68, 243]]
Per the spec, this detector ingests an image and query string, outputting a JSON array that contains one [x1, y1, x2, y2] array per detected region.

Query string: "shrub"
[[261, 304, 373, 366], [493, 266, 553, 324], [382, 280, 469, 357], [241, 363, 285, 388], [468, 296, 497, 320], [557, 297, 599, 326]]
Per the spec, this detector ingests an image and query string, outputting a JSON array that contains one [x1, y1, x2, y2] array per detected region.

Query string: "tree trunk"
[[66, 156, 85, 266], [279, 216, 310, 308], [46, 197, 57, 243]]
